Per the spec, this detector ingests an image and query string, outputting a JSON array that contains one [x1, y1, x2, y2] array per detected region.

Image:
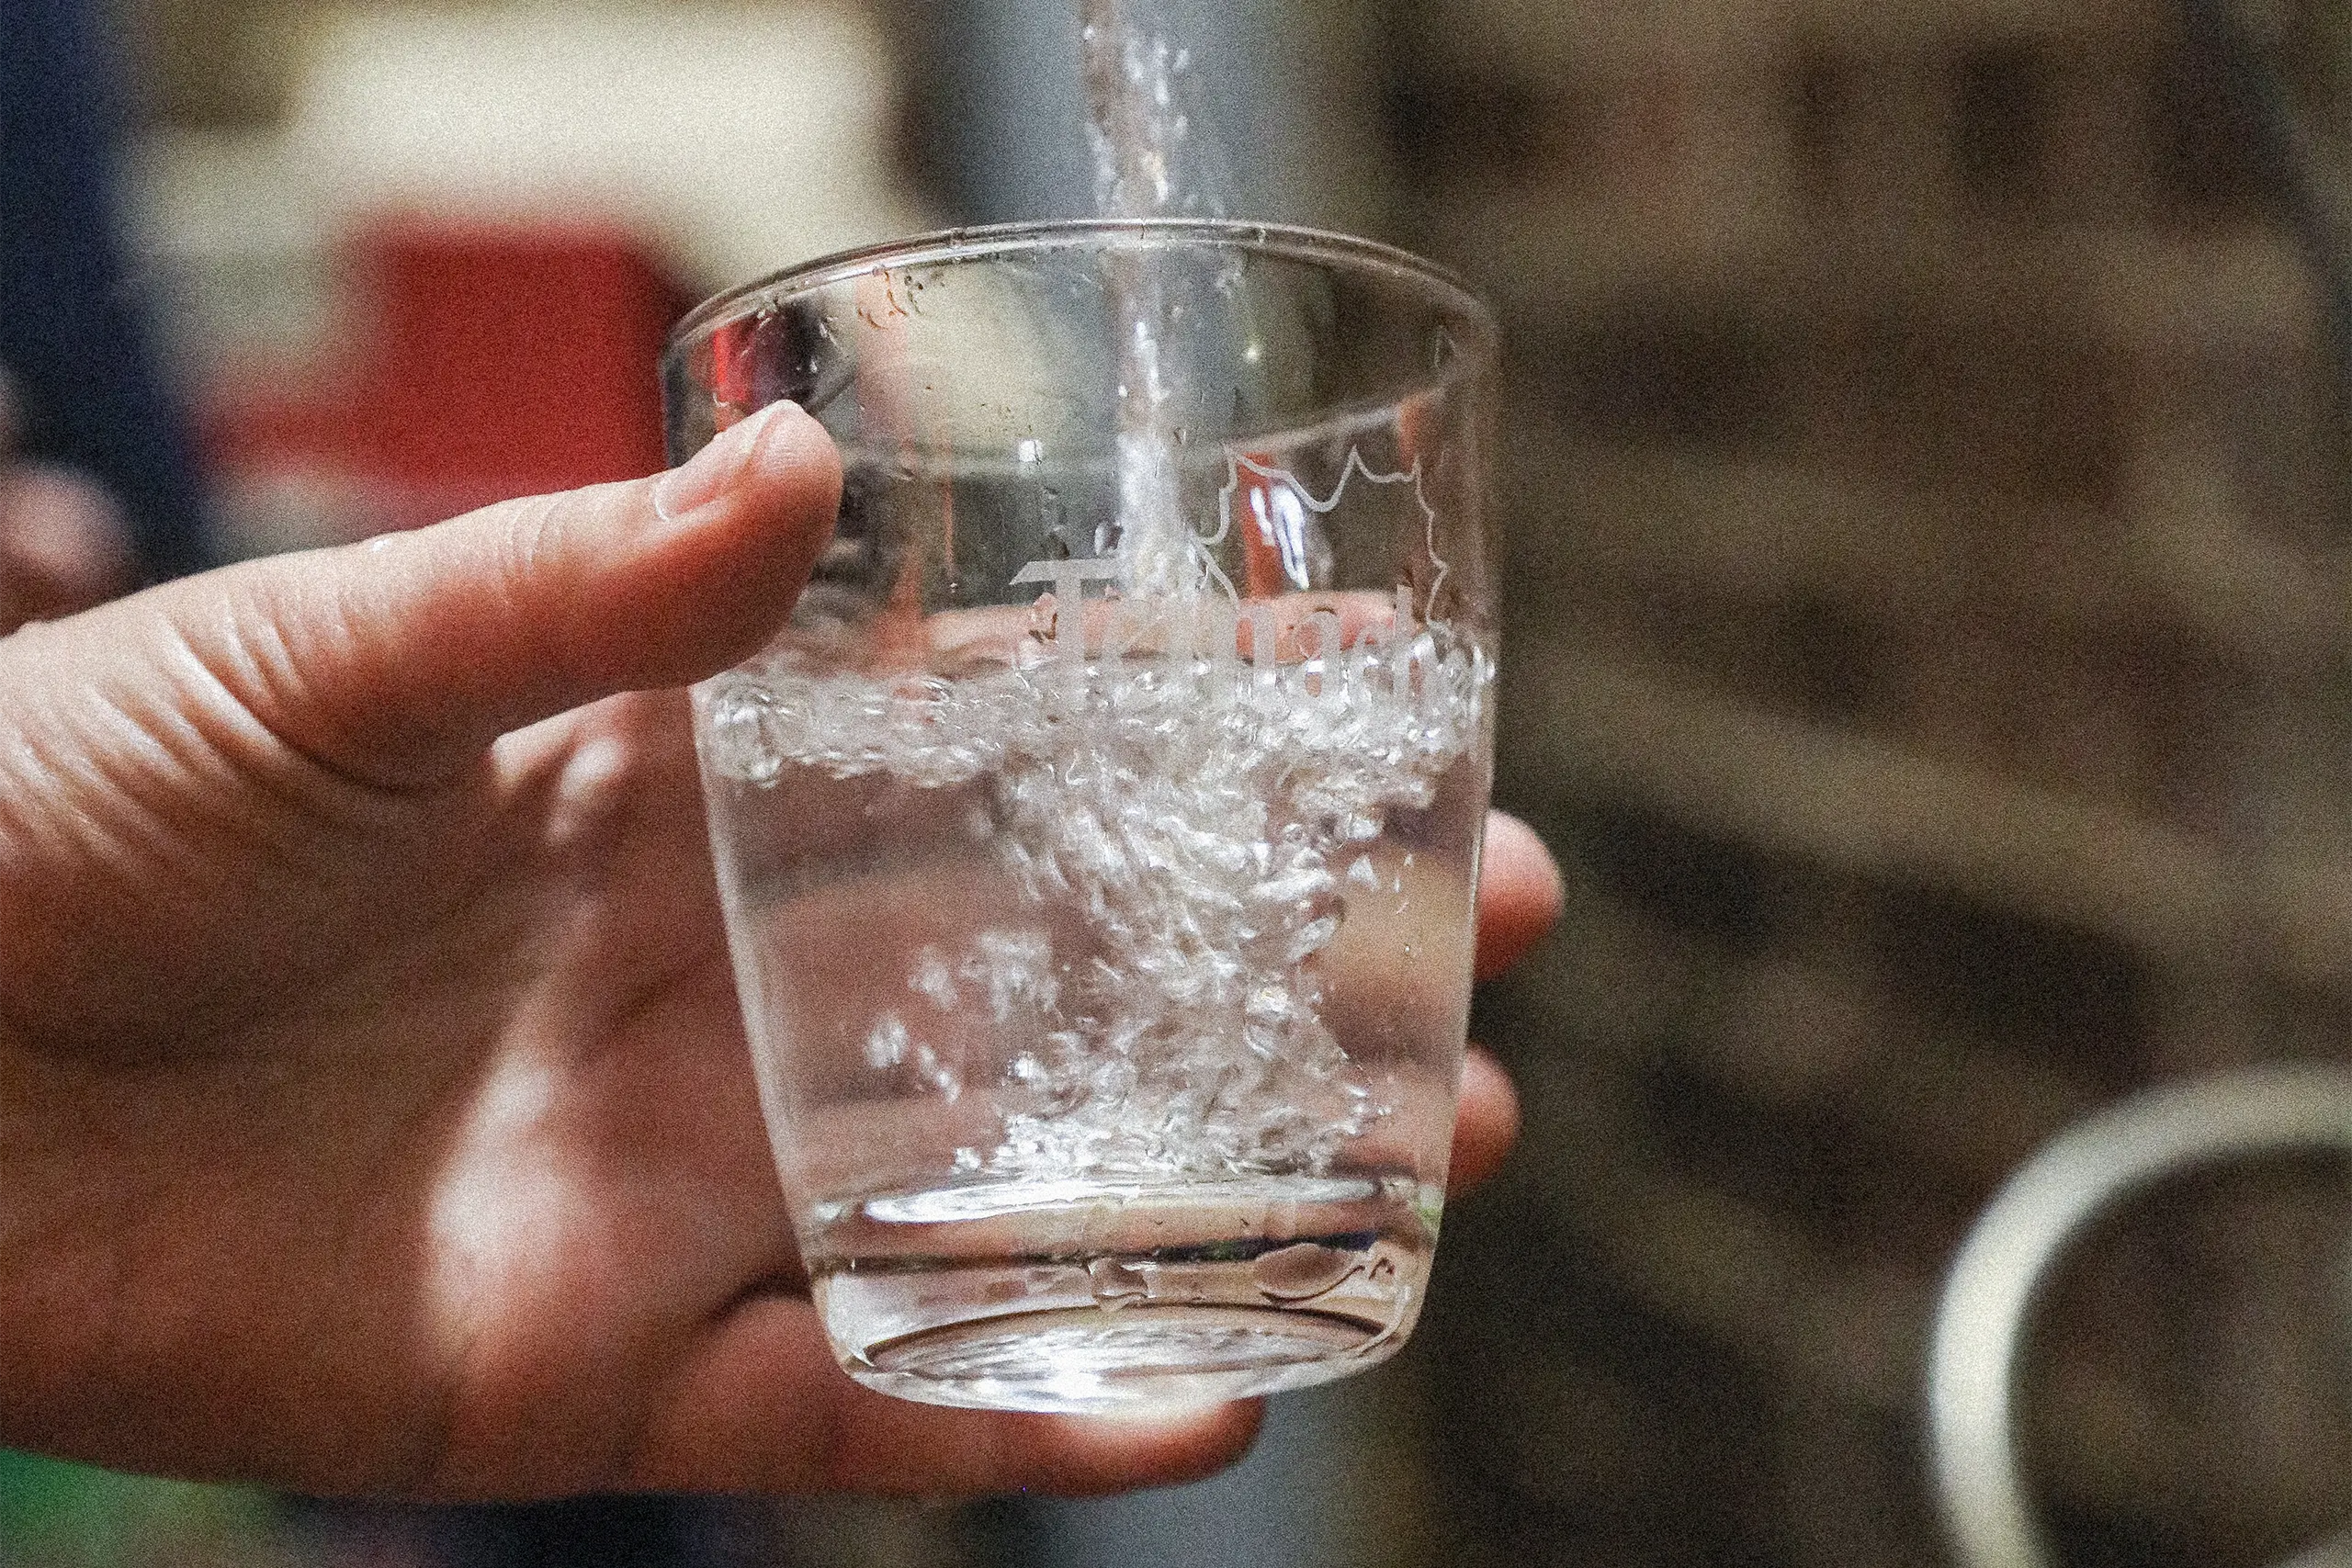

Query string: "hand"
[[0, 370, 136, 631], [0, 400, 1561, 1502]]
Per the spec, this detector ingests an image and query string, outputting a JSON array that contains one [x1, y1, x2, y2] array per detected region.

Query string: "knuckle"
[[495, 491, 569, 614]]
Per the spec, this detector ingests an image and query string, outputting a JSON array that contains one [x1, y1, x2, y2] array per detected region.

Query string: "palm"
[[338, 687, 804, 1497], [0, 683, 807, 1495]]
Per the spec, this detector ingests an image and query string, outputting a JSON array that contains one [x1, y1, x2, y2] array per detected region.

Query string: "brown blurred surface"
[[1385, 2, 2352, 1564]]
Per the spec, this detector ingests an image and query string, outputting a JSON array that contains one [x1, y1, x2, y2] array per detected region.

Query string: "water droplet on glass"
[[1251, 1242, 1360, 1302], [1087, 1257, 1151, 1308]]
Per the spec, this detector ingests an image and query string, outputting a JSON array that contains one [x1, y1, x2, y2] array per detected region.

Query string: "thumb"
[[191, 400, 840, 790]]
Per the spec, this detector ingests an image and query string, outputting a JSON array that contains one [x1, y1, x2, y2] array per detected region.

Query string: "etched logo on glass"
[[1004, 451, 1458, 706]]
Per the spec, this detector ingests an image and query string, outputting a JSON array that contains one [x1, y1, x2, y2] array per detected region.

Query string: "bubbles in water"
[[963, 927, 1060, 1022], [708, 684, 790, 785], [865, 1015, 910, 1070], [705, 621, 1489, 1182], [862, 1010, 962, 1100], [914, 1042, 962, 1103], [910, 946, 959, 1010]]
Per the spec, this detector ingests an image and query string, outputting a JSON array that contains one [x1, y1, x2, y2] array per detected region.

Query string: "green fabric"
[[0, 1451, 278, 1564]]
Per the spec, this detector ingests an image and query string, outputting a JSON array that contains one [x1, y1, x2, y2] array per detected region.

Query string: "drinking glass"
[[666, 220, 1498, 1412]]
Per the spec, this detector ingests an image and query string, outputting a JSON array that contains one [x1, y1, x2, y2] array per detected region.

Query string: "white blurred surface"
[[135, 1, 926, 336], [128, 1, 928, 558], [282, 1, 927, 288]]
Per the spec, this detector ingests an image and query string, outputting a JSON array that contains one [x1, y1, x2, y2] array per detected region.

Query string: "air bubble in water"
[[910, 946, 958, 1010], [865, 1015, 909, 1070], [914, 1043, 961, 1103]]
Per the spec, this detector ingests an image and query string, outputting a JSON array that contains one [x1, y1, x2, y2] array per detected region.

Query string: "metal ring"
[[1928, 1064, 2352, 1568]]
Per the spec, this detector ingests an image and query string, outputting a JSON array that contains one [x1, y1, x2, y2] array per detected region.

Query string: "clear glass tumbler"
[[667, 220, 1498, 1412]]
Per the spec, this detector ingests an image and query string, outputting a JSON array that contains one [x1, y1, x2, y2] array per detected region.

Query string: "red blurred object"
[[204, 216, 691, 544], [1235, 449, 1289, 601]]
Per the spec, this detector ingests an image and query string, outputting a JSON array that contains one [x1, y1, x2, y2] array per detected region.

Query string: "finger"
[[0, 465, 135, 630], [1447, 1044, 1520, 1195], [624, 1298, 1261, 1497], [183, 399, 840, 791], [1475, 810, 1562, 980]]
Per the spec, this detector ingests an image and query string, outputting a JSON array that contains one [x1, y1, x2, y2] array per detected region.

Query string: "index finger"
[[1475, 810, 1561, 980]]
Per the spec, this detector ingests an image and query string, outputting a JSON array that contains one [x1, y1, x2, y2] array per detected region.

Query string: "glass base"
[[842, 1302, 1406, 1413], [806, 1172, 1435, 1412]]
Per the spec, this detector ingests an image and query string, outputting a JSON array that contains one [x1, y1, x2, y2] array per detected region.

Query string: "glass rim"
[[664, 217, 1498, 365]]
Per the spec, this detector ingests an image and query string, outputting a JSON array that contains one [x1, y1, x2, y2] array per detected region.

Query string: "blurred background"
[[12, 0, 2352, 1562]]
